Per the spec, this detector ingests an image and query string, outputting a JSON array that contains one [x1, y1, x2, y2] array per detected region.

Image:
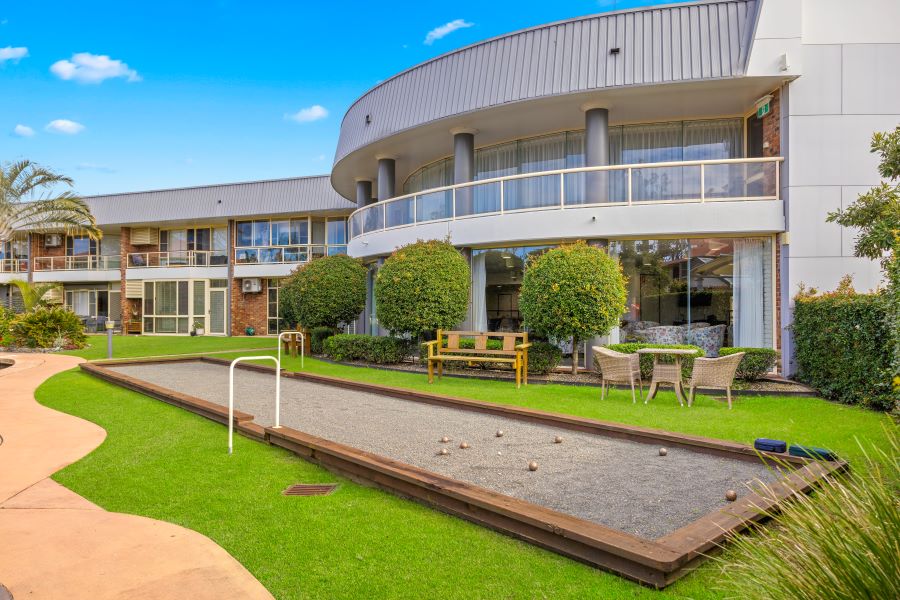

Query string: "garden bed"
[[82, 356, 842, 588]]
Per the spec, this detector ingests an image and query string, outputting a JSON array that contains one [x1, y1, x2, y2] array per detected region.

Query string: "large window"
[[234, 217, 345, 263], [142, 280, 203, 334], [160, 227, 227, 265], [66, 235, 97, 257], [470, 246, 554, 331], [402, 118, 744, 198]]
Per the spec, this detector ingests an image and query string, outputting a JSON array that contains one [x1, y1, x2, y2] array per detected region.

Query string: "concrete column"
[[355, 180, 373, 210], [584, 106, 609, 204], [452, 129, 476, 215], [377, 158, 396, 201]]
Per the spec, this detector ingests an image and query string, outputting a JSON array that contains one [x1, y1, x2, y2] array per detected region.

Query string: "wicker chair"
[[687, 352, 745, 409], [592, 346, 643, 403]]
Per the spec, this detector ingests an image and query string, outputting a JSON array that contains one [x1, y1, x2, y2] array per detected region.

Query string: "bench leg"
[[515, 358, 521, 389], [428, 360, 434, 384], [438, 360, 443, 380], [523, 351, 528, 386]]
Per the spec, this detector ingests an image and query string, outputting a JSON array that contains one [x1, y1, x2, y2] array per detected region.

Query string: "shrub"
[[528, 341, 563, 375], [720, 347, 778, 381], [10, 306, 86, 349], [323, 334, 409, 364], [280, 255, 366, 329], [793, 280, 894, 411], [309, 326, 337, 355], [605, 343, 704, 380], [718, 430, 900, 600], [520, 241, 627, 373], [0, 306, 14, 346], [375, 240, 470, 337]]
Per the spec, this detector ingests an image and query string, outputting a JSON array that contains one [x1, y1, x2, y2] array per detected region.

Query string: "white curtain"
[[733, 238, 765, 347], [72, 291, 90, 316], [470, 253, 488, 331]]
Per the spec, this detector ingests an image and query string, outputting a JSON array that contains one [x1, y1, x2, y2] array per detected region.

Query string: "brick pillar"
[[231, 277, 268, 336], [119, 227, 139, 334]]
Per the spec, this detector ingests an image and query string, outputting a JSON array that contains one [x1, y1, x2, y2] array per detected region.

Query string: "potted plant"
[[193, 320, 205, 336]]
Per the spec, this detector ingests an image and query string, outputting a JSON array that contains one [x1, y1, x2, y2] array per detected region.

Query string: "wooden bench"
[[422, 330, 531, 388]]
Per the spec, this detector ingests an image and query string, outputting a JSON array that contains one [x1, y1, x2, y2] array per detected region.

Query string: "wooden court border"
[[80, 357, 846, 588]]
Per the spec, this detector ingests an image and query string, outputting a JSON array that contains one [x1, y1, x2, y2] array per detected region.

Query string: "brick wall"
[[231, 277, 268, 336], [31, 234, 67, 264], [762, 88, 780, 157]]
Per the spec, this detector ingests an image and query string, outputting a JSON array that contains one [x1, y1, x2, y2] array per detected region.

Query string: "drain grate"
[[282, 483, 338, 496]]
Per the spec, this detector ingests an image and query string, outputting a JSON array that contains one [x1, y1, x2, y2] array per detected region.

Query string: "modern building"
[[2, 0, 897, 374]]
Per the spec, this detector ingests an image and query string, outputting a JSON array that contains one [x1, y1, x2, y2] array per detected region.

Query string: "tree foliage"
[[374, 239, 470, 337], [280, 255, 366, 329], [0, 159, 101, 241], [9, 278, 62, 311], [519, 241, 627, 372]]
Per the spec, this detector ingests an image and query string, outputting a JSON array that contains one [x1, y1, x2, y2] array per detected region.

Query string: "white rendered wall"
[[765, 0, 900, 373]]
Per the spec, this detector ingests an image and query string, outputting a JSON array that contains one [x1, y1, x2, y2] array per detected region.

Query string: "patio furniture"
[[592, 346, 643, 403], [280, 330, 309, 357], [687, 351, 744, 408], [423, 329, 531, 388], [636, 347, 698, 406]]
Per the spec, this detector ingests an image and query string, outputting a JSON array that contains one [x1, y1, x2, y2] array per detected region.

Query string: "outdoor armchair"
[[687, 352, 745, 409], [592, 346, 643, 403]]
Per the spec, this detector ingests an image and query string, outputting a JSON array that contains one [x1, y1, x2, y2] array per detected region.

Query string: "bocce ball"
[[459, 441, 469, 449], [659, 448, 668, 456], [496, 430, 504, 437], [528, 461, 539, 471], [440, 436, 450, 443], [554, 436, 563, 444], [725, 489, 738, 502], [438, 448, 449, 456]]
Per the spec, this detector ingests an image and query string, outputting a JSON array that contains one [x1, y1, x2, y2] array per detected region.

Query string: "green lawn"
[[63, 334, 277, 360], [40, 338, 896, 599]]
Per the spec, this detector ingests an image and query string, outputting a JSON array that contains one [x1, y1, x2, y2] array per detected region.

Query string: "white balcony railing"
[[234, 245, 348, 264], [349, 157, 782, 240], [127, 250, 227, 268], [0, 258, 28, 273], [34, 255, 121, 271]]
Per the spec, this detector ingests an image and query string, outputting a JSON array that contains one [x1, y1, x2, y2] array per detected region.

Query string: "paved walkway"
[[0, 353, 273, 600]]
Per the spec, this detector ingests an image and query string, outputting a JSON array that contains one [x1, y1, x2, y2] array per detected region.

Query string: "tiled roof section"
[[84, 175, 354, 225], [335, 0, 759, 164]]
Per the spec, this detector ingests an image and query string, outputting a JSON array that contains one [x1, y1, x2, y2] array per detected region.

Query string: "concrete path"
[[0, 353, 273, 600]]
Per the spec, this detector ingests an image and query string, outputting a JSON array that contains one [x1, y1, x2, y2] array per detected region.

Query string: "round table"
[[635, 348, 697, 406]]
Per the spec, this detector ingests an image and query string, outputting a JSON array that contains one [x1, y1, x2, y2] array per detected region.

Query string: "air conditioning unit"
[[242, 278, 262, 293], [44, 234, 63, 247]]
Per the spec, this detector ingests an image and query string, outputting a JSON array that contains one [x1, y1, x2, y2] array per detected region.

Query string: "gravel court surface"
[[109, 362, 780, 539]]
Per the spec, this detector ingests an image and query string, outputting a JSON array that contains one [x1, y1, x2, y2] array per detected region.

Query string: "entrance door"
[[208, 289, 226, 335]]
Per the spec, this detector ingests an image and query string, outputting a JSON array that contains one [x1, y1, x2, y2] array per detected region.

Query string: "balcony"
[[233, 244, 347, 265], [34, 255, 121, 271], [127, 250, 227, 268], [348, 158, 783, 253], [0, 258, 28, 274]]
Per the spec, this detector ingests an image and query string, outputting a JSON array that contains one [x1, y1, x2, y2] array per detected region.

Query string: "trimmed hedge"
[[323, 334, 410, 364], [793, 284, 894, 411], [720, 347, 778, 381], [374, 240, 470, 337], [309, 326, 337, 355], [10, 306, 86, 349], [605, 343, 704, 380]]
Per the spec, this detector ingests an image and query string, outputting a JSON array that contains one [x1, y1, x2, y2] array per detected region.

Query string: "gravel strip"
[[110, 362, 780, 539]]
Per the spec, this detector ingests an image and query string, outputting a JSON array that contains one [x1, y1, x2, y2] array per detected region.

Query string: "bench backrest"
[[436, 329, 528, 354]]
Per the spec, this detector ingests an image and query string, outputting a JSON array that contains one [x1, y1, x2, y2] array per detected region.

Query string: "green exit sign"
[[757, 101, 770, 118]]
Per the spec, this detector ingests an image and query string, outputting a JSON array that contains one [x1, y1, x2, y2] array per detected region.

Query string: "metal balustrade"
[[33, 255, 121, 271], [0, 258, 28, 273], [349, 157, 783, 240], [126, 250, 227, 268], [233, 245, 347, 264]]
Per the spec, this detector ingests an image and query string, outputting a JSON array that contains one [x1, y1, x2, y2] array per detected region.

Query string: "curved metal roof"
[[334, 0, 760, 167], [84, 175, 354, 226]]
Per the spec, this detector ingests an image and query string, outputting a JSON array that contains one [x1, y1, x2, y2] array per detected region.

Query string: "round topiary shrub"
[[281, 254, 367, 329], [519, 241, 627, 373], [10, 306, 86, 349], [375, 239, 470, 337]]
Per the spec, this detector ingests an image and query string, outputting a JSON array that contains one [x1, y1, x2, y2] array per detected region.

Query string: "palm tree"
[[0, 160, 101, 242], [9, 278, 62, 311]]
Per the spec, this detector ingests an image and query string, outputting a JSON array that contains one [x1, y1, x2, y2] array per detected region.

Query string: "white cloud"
[[286, 105, 328, 123], [13, 124, 34, 137], [45, 119, 85, 135], [0, 46, 28, 63], [424, 19, 473, 45], [50, 52, 140, 84]]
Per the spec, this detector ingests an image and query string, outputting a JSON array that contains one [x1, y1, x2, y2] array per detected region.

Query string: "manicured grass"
[[41, 338, 895, 598], [62, 334, 277, 360]]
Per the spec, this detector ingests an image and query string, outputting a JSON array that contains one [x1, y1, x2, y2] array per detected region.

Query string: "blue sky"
[[2, 1, 679, 196]]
